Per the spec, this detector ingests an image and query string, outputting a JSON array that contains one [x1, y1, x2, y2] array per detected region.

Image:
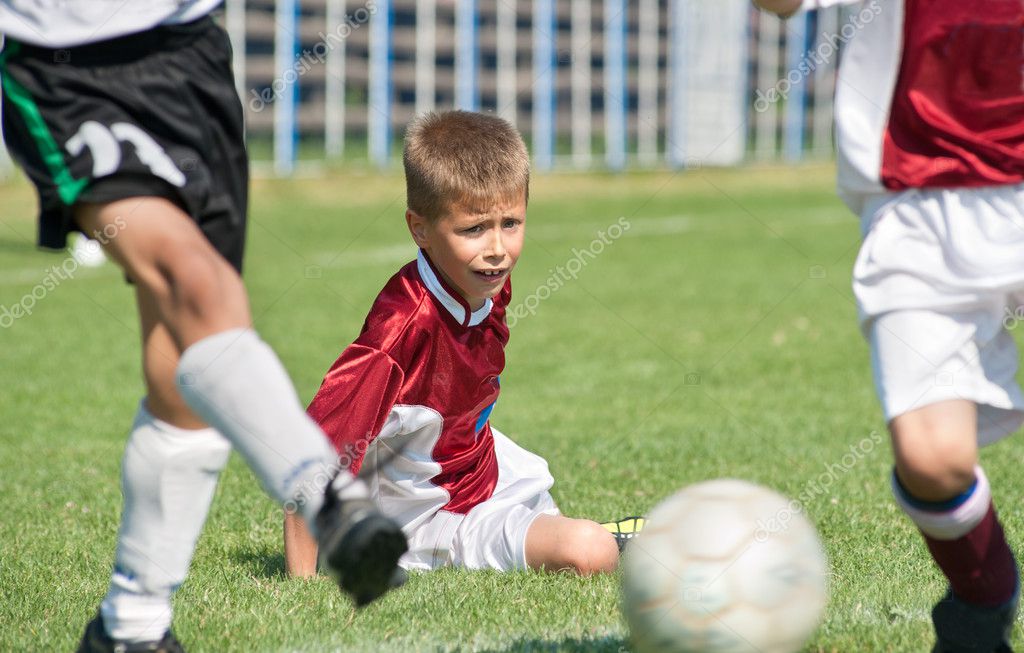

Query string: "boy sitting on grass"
[[285, 110, 635, 576]]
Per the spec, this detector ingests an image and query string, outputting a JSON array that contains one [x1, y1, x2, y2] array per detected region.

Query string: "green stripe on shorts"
[[0, 41, 89, 205]]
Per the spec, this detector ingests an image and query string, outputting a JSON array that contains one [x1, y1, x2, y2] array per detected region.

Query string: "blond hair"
[[403, 110, 530, 220]]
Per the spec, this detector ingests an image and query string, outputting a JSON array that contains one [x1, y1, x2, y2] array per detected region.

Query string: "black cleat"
[[315, 474, 408, 607], [932, 588, 1018, 653], [600, 515, 645, 553], [76, 611, 185, 653]]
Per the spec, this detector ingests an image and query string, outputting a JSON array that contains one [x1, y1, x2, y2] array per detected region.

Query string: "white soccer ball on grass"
[[621, 479, 828, 653]]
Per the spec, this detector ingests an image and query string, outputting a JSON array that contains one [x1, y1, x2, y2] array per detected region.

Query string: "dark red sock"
[[923, 503, 1018, 607]]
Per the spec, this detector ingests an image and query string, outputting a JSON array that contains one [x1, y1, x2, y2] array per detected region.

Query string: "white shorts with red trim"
[[398, 427, 559, 571], [853, 184, 1024, 445]]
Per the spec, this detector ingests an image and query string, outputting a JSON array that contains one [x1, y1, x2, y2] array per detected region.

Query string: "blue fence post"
[[783, 11, 810, 162], [455, 0, 478, 111], [604, 0, 626, 171], [532, 0, 555, 171], [369, 0, 392, 167], [273, 0, 299, 176]]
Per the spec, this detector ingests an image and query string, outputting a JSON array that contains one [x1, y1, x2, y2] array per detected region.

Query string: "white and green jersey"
[[0, 0, 222, 47]]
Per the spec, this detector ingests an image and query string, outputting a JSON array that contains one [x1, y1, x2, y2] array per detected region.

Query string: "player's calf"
[[892, 466, 1019, 651], [526, 515, 620, 575], [892, 466, 1018, 604], [890, 401, 1017, 606], [78, 404, 230, 652], [174, 329, 408, 605]]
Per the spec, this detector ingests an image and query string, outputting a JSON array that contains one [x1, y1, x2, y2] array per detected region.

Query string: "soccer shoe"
[[931, 587, 1018, 653], [314, 474, 408, 607], [601, 516, 645, 553], [76, 612, 185, 653]]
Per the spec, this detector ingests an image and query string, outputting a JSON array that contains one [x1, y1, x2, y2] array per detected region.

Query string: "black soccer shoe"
[[76, 612, 185, 653], [600, 516, 646, 553], [932, 588, 1018, 653], [314, 474, 408, 607]]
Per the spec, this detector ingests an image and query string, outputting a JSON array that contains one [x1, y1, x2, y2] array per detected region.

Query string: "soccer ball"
[[621, 479, 828, 653]]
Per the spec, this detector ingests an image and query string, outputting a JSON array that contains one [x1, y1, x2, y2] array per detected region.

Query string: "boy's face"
[[407, 195, 526, 311]]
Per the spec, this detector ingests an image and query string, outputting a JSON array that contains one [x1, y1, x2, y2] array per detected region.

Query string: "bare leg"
[[891, 399, 977, 500], [889, 398, 1017, 642], [76, 197, 250, 349], [98, 278, 232, 642], [284, 512, 319, 578], [524, 514, 619, 575], [75, 197, 343, 511], [136, 284, 205, 428], [78, 198, 403, 643]]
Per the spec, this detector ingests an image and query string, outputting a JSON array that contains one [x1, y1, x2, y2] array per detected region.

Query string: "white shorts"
[[853, 184, 1024, 445], [398, 428, 559, 572]]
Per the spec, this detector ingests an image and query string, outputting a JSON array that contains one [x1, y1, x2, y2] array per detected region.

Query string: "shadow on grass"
[[458, 636, 629, 653], [0, 236, 36, 255], [231, 547, 286, 579]]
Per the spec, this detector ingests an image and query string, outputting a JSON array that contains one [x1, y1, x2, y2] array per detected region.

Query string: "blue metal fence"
[[0, 1, 856, 179]]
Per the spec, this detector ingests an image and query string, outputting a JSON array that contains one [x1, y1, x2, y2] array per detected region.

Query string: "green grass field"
[[2, 164, 1021, 652]]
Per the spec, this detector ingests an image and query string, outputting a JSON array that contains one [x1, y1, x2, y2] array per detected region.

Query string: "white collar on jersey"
[[417, 250, 494, 327]]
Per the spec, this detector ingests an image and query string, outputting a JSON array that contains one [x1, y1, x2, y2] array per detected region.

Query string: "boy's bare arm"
[[752, 0, 802, 17], [284, 511, 319, 578]]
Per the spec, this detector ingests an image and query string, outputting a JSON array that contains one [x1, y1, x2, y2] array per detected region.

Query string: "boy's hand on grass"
[[283, 511, 320, 578]]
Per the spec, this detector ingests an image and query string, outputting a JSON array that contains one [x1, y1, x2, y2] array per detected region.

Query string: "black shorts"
[[0, 15, 248, 272]]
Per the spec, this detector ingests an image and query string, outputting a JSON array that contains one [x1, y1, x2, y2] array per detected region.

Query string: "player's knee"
[[154, 243, 246, 317], [160, 242, 235, 292], [893, 429, 976, 499], [895, 457, 976, 500], [563, 520, 619, 575], [891, 415, 976, 499], [892, 422, 977, 500]]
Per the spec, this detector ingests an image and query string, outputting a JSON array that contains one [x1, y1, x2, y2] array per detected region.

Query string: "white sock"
[[175, 328, 365, 526], [892, 466, 991, 539], [100, 402, 231, 642]]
